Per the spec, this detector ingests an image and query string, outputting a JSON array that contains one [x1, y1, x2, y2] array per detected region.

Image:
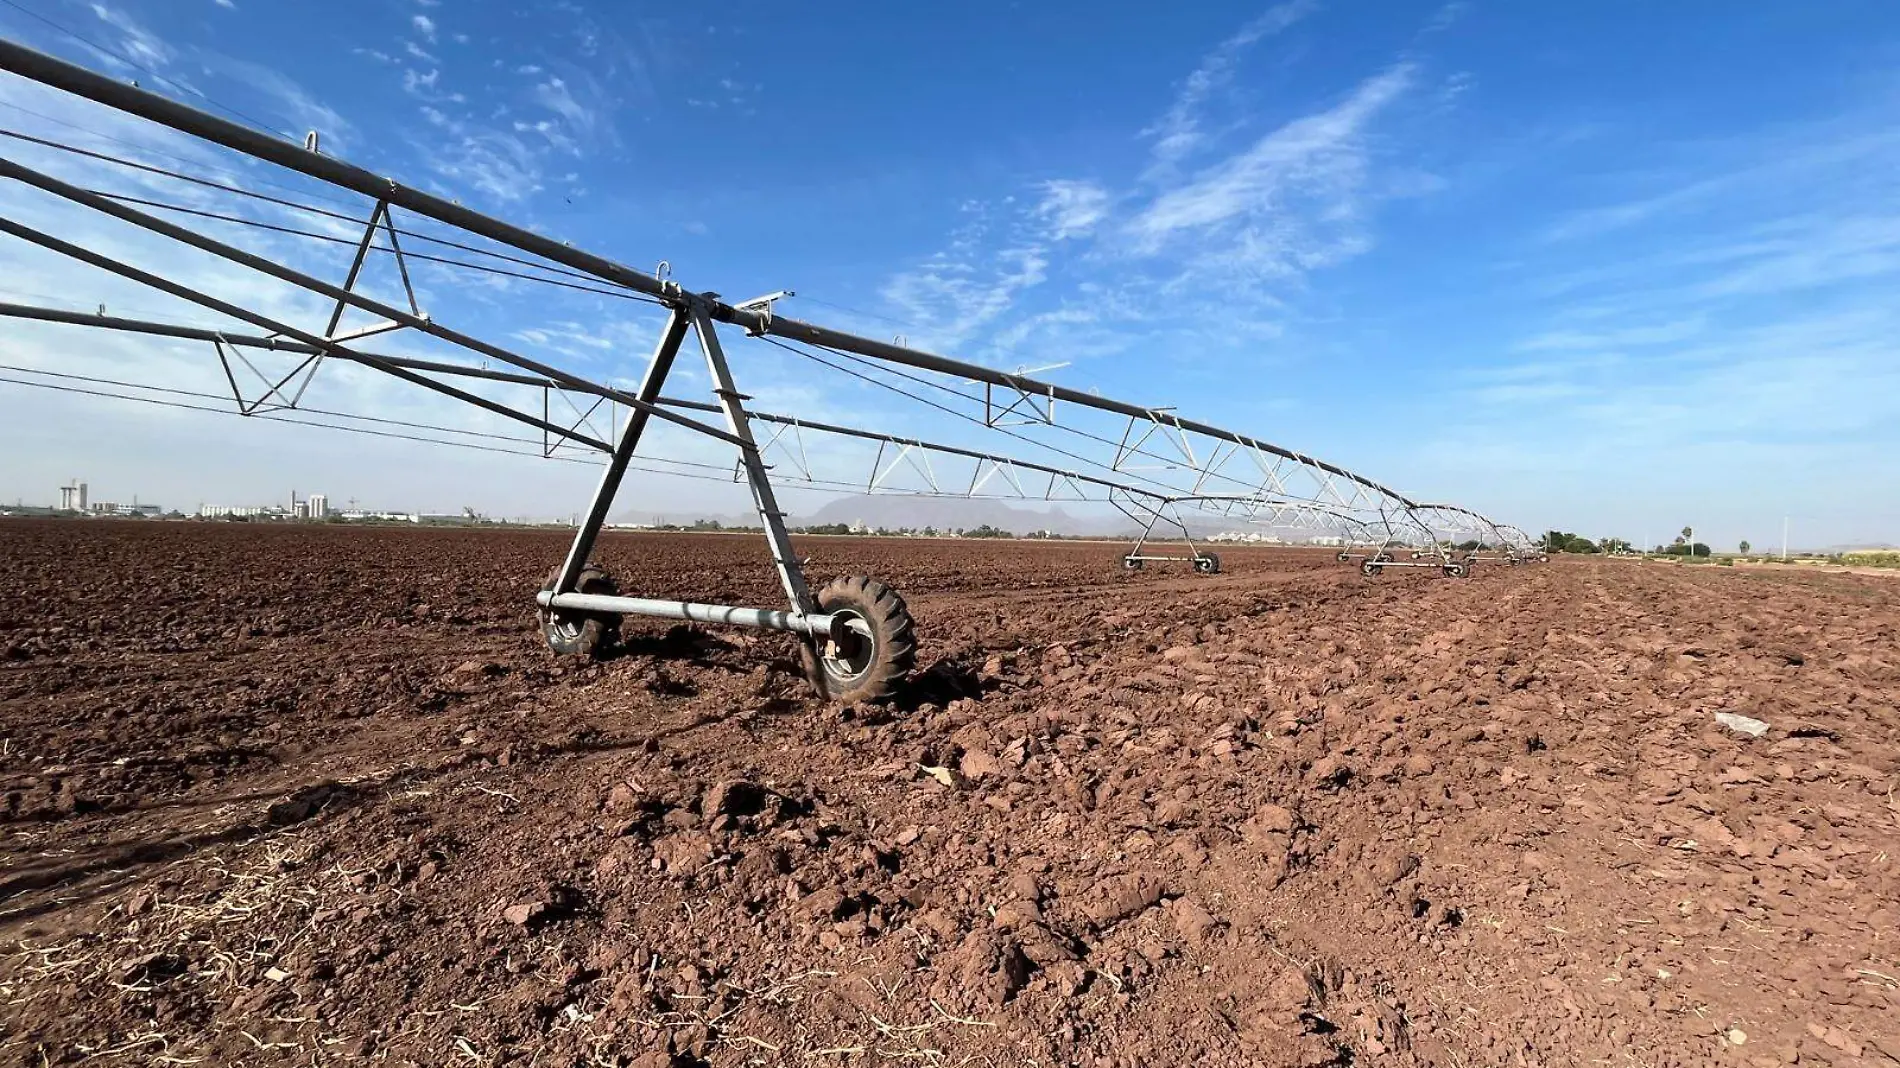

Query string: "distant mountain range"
[[799, 495, 1119, 535], [614, 496, 1119, 535], [615, 494, 1331, 540]]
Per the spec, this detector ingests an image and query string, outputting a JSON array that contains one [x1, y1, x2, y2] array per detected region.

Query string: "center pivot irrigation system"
[[0, 40, 1539, 701]]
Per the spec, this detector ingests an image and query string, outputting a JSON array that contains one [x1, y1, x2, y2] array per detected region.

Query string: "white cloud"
[[205, 56, 354, 144], [412, 14, 437, 42], [402, 67, 440, 95], [1513, 318, 1706, 353], [1033, 180, 1111, 241], [213, 0, 236, 9], [531, 76, 595, 138], [866, 13, 1428, 364], [88, 3, 174, 70], [404, 41, 437, 64], [1144, 0, 1316, 176], [1126, 62, 1415, 281], [880, 206, 1052, 352], [429, 130, 543, 203]]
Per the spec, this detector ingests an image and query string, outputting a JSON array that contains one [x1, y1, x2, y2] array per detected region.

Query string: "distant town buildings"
[[32, 480, 476, 523], [89, 501, 163, 517], [55, 479, 163, 516]]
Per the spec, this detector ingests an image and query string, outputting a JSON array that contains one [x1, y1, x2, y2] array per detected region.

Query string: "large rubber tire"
[[1335, 551, 1350, 563], [1360, 560, 1384, 577], [1122, 556, 1145, 571], [1373, 552, 1393, 564], [539, 565, 620, 658], [812, 575, 915, 703], [1442, 561, 1469, 579], [1193, 552, 1221, 575]]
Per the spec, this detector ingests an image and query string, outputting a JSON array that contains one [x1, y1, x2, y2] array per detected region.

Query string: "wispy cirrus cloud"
[[1126, 61, 1414, 275], [1420, 100, 1900, 540], [1033, 180, 1111, 241], [1142, 0, 1318, 178], [868, 10, 1428, 365]]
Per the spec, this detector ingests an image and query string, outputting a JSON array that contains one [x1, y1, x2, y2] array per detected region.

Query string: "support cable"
[[1, 371, 1149, 505], [756, 334, 1189, 502], [0, 125, 665, 298], [0, 0, 281, 136], [0, 99, 361, 210], [771, 333, 1310, 503], [763, 334, 1364, 512], [80, 185, 668, 304], [0, 360, 612, 449]]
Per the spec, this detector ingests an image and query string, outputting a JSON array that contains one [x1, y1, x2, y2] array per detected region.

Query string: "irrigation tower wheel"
[[1373, 552, 1393, 564], [1442, 560, 1469, 579], [539, 565, 621, 657], [1335, 551, 1350, 563], [810, 575, 916, 703], [1360, 559, 1384, 577], [1122, 556, 1145, 571], [1193, 552, 1221, 575]]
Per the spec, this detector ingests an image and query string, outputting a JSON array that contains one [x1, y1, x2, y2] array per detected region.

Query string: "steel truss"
[[0, 39, 1532, 698]]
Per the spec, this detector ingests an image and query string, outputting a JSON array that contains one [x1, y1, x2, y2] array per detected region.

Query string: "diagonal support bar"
[[0, 212, 615, 451], [690, 307, 816, 617], [0, 154, 744, 450], [552, 309, 691, 597]]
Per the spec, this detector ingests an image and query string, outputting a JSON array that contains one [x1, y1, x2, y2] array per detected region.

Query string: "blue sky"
[[0, 0, 1896, 548]]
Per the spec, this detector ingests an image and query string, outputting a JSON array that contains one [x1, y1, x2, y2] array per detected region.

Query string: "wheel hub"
[[821, 610, 877, 682]]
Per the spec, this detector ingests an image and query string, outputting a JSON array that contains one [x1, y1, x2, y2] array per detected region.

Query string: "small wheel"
[[811, 575, 915, 703], [1442, 561, 1468, 579], [1410, 551, 1425, 560], [1122, 555, 1145, 571], [1193, 552, 1221, 575], [1360, 560, 1383, 578], [539, 564, 620, 657], [1373, 552, 1393, 564], [1335, 551, 1350, 563]]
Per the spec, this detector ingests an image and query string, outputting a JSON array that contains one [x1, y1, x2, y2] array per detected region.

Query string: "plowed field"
[[2, 520, 1897, 1068]]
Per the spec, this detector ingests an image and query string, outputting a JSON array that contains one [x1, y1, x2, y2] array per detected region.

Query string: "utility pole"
[[1782, 515, 1789, 561]]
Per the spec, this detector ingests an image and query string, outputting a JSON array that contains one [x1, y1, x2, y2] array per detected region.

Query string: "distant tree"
[[1540, 530, 1602, 554], [1457, 539, 1481, 551], [1692, 542, 1711, 557], [1600, 537, 1633, 555], [1739, 540, 1751, 554], [963, 524, 1012, 538]]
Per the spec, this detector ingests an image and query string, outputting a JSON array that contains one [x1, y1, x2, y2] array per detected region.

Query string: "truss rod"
[[0, 301, 552, 386], [0, 299, 1402, 527], [0, 214, 619, 452], [0, 153, 747, 450], [0, 38, 1418, 512]]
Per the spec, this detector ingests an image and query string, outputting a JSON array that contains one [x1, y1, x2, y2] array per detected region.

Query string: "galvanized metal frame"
[[0, 35, 1530, 672]]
